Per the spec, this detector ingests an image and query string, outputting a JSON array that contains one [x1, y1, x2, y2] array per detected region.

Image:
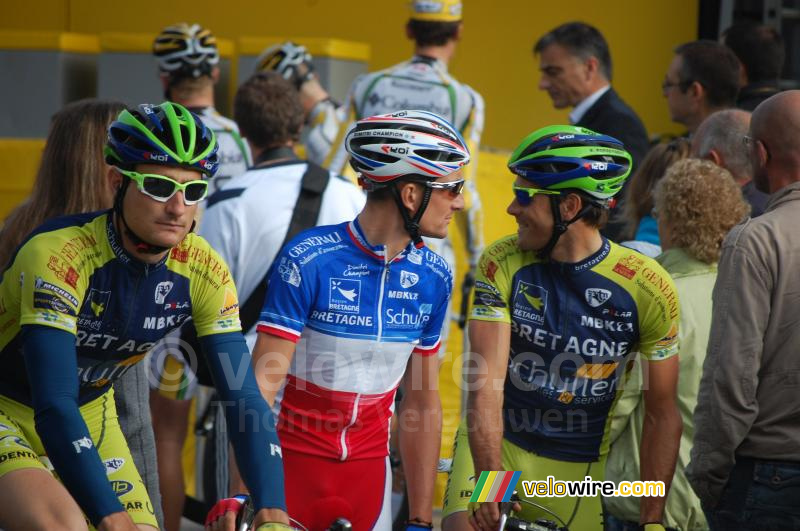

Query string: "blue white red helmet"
[[345, 110, 470, 188]]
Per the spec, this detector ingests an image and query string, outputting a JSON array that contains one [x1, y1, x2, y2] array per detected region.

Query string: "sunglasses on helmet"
[[512, 184, 561, 206], [425, 178, 465, 196], [119, 169, 209, 205]]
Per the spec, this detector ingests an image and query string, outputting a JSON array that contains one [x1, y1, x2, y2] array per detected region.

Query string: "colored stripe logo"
[[469, 471, 521, 502]]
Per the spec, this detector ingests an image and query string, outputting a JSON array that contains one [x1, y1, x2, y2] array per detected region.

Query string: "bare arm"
[[251, 332, 297, 407], [639, 355, 682, 524], [398, 352, 442, 525], [466, 319, 511, 529]]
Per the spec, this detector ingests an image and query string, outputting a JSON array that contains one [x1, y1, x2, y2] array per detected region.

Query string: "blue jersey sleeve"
[[21, 325, 124, 525], [415, 268, 452, 355], [256, 252, 316, 342], [200, 332, 286, 512]]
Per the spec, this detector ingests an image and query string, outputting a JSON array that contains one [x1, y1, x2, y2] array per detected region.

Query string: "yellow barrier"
[[0, 139, 45, 224]]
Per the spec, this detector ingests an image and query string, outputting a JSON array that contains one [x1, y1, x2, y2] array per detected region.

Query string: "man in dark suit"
[[534, 21, 649, 240]]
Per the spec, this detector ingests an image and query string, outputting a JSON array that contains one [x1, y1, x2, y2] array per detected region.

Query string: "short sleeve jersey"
[[257, 219, 452, 460], [0, 211, 241, 405], [469, 235, 679, 461]]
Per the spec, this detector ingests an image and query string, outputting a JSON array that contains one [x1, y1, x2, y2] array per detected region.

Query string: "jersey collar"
[[551, 237, 611, 274], [105, 212, 168, 274], [346, 218, 417, 264]]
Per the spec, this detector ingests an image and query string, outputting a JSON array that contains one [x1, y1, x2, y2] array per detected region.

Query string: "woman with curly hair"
[[605, 158, 749, 531]]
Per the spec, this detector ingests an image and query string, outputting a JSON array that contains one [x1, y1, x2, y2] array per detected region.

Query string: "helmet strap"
[[390, 181, 433, 249], [536, 194, 596, 259], [113, 177, 172, 256]]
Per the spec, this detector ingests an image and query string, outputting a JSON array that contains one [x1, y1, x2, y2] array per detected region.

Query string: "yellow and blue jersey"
[[469, 235, 679, 462], [0, 210, 242, 406]]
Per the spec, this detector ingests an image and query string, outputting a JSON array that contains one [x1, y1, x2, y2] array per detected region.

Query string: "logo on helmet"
[[553, 134, 575, 141], [145, 152, 169, 162], [381, 145, 409, 155], [585, 162, 608, 171]]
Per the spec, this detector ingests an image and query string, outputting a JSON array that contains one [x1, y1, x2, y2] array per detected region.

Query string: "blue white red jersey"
[[257, 218, 452, 460]]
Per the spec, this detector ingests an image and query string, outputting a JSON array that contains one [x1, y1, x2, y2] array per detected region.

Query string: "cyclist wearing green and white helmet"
[[442, 126, 681, 531], [0, 102, 288, 531]]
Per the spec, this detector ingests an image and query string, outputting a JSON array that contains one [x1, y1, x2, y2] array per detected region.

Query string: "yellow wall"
[[3, 0, 697, 149]]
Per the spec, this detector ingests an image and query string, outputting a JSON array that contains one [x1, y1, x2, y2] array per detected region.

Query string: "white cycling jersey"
[[199, 158, 366, 348], [193, 106, 252, 195]]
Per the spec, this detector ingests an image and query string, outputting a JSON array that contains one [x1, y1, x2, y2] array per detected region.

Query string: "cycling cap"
[[508, 125, 632, 200], [153, 23, 219, 78], [105, 102, 219, 177], [410, 0, 463, 22], [255, 41, 315, 89], [345, 110, 470, 188]]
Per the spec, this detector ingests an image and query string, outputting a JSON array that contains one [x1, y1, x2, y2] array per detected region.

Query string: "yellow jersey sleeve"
[[170, 235, 242, 337], [469, 235, 530, 324]]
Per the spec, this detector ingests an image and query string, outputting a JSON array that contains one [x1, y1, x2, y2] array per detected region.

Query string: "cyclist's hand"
[[641, 524, 666, 531], [468, 501, 500, 530], [96, 511, 138, 531], [205, 495, 246, 531]]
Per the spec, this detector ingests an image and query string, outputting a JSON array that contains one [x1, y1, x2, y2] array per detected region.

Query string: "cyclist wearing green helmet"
[[442, 126, 681, 531], [0, 102, 289, 530]]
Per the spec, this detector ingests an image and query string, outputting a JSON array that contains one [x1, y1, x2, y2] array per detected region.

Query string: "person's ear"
[[211, 66, 220, 83], [705, 148, 723, 166], [560, 193, 583, 219], [584, 56, 599, 81], [453, 22, 463, 41], [687, 81, 704, 102], [399, 181, 421, 212]]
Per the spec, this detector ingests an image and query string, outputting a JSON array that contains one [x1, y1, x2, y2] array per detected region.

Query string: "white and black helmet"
[[345, 110, 470, 189], [153, 23, 219, 79]]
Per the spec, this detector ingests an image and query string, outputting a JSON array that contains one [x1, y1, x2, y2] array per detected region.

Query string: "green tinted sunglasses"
[[512, 184, 561, 206], [120, 169, 209, 205]]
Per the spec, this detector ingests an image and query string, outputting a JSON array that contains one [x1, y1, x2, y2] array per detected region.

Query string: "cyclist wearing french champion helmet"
[[206, 110, 469, 531], [442, 126, 682, 531], [0, 102, 287, 531]]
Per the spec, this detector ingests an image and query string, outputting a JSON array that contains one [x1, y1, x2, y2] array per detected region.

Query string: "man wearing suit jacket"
[[534, 22, 649, 240]]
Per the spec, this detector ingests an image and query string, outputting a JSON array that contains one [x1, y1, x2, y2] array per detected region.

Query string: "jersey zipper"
[[340, 258, 392, 460], [340, 394, 361, 461]]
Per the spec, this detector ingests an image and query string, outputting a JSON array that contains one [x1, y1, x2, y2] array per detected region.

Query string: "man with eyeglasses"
[[687, 90, 800, 529], [442, 126, 681, 531], [0, 102, 291, 530], [148, 71, 366, 531], [662, 40, 740, 136], [206, 109, 470, 531]]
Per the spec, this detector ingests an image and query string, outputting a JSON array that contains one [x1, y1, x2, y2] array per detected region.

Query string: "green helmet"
[[105, 102, 219, 177], [507, 125, 632, 201]]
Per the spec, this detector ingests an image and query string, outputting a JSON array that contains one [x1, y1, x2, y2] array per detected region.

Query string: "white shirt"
[[569, 85, 610, 125]]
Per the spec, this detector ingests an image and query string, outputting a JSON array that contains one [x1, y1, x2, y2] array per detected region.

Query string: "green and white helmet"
[[507, 125, 632, 202]]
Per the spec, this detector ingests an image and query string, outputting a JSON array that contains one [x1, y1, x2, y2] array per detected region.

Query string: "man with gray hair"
[[691, 109, 769, 216], [534, 21, 649, 241], [687, 89, 800, 529]]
